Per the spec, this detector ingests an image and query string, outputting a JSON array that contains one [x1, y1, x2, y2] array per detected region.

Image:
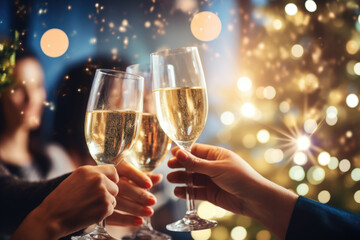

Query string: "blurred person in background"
[[0, 50, 74, 182]]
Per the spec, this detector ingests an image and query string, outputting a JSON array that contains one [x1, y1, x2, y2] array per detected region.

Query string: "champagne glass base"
[[122, 228, 171, 240], [72, 232, 116, 240], [166, 214, 217, 232]]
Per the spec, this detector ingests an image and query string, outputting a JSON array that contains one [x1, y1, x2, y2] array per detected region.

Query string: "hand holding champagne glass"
[[72, 69, 144, 240], [151, 47, 217, 231], [123, 64, 172, 240]]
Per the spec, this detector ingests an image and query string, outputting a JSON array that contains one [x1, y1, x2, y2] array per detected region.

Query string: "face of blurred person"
[[1, 57, 46, 130]]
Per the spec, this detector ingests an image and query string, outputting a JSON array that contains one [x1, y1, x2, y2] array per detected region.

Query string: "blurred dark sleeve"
[[0, 164, 71, 234], [286, 196, 360, 240]]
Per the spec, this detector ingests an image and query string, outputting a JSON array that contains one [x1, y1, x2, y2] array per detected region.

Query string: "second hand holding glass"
[[123, 64, 172, 240], [151, 47, 217, 231]]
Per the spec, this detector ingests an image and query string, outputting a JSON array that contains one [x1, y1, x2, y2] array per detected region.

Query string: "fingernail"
[[177, 150, 188, 160], [147, 197, 156, 205], [144, 181, 152, 189], [133, 218, 143, 226], [143, 207, 153, 216]]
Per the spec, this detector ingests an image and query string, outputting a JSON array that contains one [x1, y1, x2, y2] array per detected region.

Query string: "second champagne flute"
[[151, 47, 217, 231], [123, 64, 172, 240]]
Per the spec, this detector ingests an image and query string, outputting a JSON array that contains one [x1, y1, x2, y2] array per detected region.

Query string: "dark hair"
[[52, 55, 130, 165]]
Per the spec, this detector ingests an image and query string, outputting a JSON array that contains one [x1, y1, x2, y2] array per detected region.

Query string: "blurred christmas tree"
[[0, 31, 18, 93], [194, 1, 360, 240]]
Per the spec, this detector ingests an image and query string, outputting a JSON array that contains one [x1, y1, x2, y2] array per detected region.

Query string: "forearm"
[[243, 177, 298, 240], [11, 207, 62, 240]]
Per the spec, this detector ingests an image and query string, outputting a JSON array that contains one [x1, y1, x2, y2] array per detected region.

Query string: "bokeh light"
[[339, 159, 351, 172], [279, 101, 290, 113], [346, 40, 359, 55], [296, 183, 309, 196], [318, 190, 331, 203], [307, 166, 325, 185], [351, 168, 360, 181], [198, 201, 216, 219], [256, 230, 271, 240], [263, 86, 276, 99], [237, 77, 252, 92], [304, 119, 317, 134], [264, 148, 284, 163], [231, 226, 247, 240], [257, 129, 270, 143], [221, 111, 235, 125], [212, 226, 229, 240], [355, 190, 360, 204], [318, 152, 331, 166], [305, 0, 317, 12], [297, 136, 311, 151], [291, 44, 304, 58], [346, 93, 359, 108], [354, 62, 360, 76], [191, 229, 211, 240], [289, 165, 305, 181], [243, 134, 257, 148], [191, 11, 222, 42], [326, 106, 338, 118], [328, 157, 339, 170], [241, 102, 255, 118], [40, 28, 69, 57], [293, 152, 308, 165], [285, 3, 298, 16]]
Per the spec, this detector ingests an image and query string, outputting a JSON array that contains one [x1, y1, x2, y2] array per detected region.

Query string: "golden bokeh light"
[[285, 3, 298, 16], [318, 152, 331, 166], [297, 136, 311, 151], [256, 230, 271, 240], [231, 226, 247, 240], [291, 44, 304, 58], [318, 190, 331, 203], [346, 40, 359, 55], [40, 28, 69, 57], [339, 159, 351, 172], [307, 166, 325, 185], [257, 129, 270, 143], [191, 229, 211, 240], [293, 152, 308, 165], [289, 166, 305, 181], [296, 183, 309, 196], [191, 11, 222, 42]]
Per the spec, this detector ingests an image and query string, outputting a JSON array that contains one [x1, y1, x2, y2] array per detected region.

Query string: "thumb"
[[176, 149, 214, 175]]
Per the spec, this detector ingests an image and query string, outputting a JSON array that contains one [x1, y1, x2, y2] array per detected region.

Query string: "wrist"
[[242, 177, 298, 240]]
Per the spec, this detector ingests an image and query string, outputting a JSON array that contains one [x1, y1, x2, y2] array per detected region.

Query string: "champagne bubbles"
[[285, 3, 298, 16], [191, 11, 222, 42], [304, 119, 317, 134], [237, 77, 252, 92], [291, 44, 304, 58], [318, 190, 331, 203], [40, 28, 69, 57], [318, 152, 331, 166], [346, 93, 359, 108], [293, 152, 308, 165], [220, 111, 235, 125], [289, 166, 305, 181], [305, 0, 317, 12]]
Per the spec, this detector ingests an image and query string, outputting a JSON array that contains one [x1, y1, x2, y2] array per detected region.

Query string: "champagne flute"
[[151, 47, 217, 231], [123, 64, 172, 240], [72, 69, 144, 240]]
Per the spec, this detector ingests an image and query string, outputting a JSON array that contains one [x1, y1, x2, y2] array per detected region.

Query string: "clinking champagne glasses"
[[123, 64, 172, 240], [151, 47, 217, 231], [72, 69, 144, 240]]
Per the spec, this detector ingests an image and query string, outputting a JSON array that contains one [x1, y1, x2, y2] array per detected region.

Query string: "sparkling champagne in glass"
[[123, 64, 172, 240], [72, 69, 144, 240], [151, 47, 217, 231]]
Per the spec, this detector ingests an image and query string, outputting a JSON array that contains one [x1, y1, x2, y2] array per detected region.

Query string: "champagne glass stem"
[[142, 189, 154, 231], [92, 219, 108, 235], [182, 146, 197, 216]]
